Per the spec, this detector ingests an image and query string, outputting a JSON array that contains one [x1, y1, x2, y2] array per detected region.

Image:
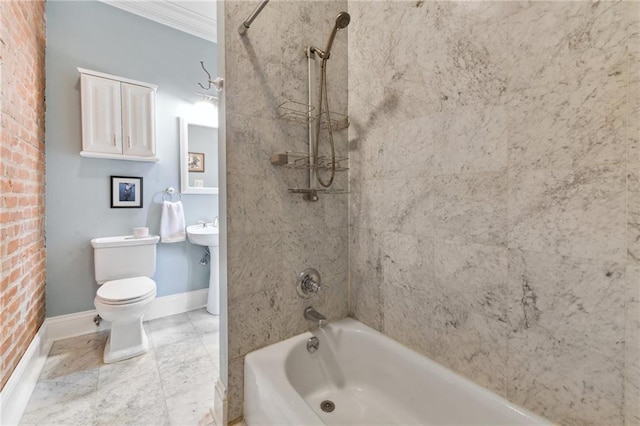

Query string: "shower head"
[[335, 11, 351, 29], [321, 11, 350, 60]]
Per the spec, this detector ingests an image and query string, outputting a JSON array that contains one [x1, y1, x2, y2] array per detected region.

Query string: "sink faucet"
[[304, 306, 327, 328]]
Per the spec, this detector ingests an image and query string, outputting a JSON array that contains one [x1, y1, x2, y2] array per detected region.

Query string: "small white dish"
[[133, 227, 149, 238]]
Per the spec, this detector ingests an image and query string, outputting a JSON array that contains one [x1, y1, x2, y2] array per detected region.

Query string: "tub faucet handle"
[[297, 268, 323, 299], [303, 275, 320, 292]]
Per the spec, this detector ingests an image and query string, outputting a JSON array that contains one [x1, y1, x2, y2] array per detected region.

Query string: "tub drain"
[[320, 400, 335, 413]]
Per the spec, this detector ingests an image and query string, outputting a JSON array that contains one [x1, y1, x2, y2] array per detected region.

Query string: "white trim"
[[47, 289, 209, 342], [0, 324, 51, 426], [179, 117, 220, 195], [79, 151, 160, 162], [216, 0, 230, 420], [99, 0, 217, 43], [77, 68, 158, 90], [145, 288, 208, 321], [0, 289, 208, 424], [213, 378, 228, 426], [46, 308, 111, 343]]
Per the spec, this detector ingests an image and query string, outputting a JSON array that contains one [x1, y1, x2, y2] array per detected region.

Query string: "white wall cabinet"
[[79, 68, 158, 162]]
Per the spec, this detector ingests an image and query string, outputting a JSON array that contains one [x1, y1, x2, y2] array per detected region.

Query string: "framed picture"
[[188, 152, 205, 173], [111, 176, 143, 208]]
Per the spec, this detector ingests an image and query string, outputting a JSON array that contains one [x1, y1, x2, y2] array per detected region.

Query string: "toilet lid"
[[97, 277, 156, 303]]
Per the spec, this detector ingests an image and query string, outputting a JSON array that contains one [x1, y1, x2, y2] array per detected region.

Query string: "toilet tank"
[[91, 235, 160, 284]]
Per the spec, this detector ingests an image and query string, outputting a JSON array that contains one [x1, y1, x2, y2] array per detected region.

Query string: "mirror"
[[180, 117, 218, 194]]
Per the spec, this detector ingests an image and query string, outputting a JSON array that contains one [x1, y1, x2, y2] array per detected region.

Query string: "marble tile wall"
[[348, 2, 639, 426], [626, 14, 640, 426], [223, 1, 349, 420]]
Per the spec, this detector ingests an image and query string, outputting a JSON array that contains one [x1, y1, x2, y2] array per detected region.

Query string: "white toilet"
[[90, 235, 159, 363]]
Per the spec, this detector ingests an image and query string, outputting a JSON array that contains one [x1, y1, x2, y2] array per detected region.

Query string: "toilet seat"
[[97, 277, 156, 305]]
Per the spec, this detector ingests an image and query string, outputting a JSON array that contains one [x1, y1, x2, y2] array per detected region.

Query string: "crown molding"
[[100, 0, 217, 43]]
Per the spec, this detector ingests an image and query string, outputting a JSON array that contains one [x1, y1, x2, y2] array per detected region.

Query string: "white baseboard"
[[214, 377, 228, 426], [46, 309, 111, 343], [146, 288, 208, 321], [0, 323, 51, 426], [47, 288, 209, 342], [0, 289, 208, 425]]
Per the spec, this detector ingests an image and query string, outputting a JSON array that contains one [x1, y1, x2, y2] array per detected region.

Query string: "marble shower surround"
[[224, 0, 349, 420], [348, 2, 639, 426]]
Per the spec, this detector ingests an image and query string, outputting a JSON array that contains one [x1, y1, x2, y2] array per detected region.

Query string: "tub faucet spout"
[[304, 306, 327, 328]]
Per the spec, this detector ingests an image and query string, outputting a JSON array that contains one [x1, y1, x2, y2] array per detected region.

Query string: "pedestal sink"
[[186, 224, 219, 315]]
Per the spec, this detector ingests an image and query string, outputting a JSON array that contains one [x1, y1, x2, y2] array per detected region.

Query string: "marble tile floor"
[[19, 309, 220, 426]]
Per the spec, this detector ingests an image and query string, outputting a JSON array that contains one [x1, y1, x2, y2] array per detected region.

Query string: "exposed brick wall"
[[0, 0, 46, 391]]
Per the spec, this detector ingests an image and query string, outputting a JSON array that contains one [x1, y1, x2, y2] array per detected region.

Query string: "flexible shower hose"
[[313, 58, 336, 188]]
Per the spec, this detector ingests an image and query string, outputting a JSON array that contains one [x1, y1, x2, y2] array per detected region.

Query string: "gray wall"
[[223, 0, 348, 420], [348, 2, 639, 426], [45, 1, 218, 317]]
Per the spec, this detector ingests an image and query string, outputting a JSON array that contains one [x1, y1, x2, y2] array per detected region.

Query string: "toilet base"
[[94, 290, 155, 364], [103, 318, 150, 364]]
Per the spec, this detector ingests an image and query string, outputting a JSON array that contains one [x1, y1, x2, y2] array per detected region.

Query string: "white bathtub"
[[244, 318, 551, 425]]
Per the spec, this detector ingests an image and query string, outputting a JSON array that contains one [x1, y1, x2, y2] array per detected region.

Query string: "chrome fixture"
[[197, 61, 223, 92], [199, 246, 210, 266], [297, 268, 322, 299], [290, 187, 319, 202], [304, 306, 327, 328], [196, 217, 219, 228], [307, 336, 320, 353], [309, 12, 351, 190], [238, 0, 270, 35], [163, 187, 182, 202], [93, 315, 102, 326], [195, 92, 218, 105], [270, 13, 351, 201], [311, 12, 351, 60], [270, 149, 350, 200], [320, 400, 336, 413]]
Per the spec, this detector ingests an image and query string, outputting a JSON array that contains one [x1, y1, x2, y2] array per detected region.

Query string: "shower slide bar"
[[238, 0, 270, 35]]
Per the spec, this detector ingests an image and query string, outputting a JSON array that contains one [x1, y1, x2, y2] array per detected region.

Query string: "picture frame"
[[188, 152, 205, 173], [111, 176, 143, 208]]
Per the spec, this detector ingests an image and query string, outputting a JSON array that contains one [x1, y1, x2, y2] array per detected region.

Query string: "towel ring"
[[163, 187, 182, 202]]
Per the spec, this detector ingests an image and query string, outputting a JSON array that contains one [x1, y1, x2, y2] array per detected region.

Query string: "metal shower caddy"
[[270, 42, 350, 201]]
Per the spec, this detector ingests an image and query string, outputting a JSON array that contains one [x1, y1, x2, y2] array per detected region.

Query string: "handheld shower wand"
[[311, 12, 350, 188], [316, 12, 351, 60]]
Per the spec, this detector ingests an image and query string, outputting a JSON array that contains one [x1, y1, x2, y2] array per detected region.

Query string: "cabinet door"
[[80, 74, 122, 154], [121, 83, 156, 157]]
